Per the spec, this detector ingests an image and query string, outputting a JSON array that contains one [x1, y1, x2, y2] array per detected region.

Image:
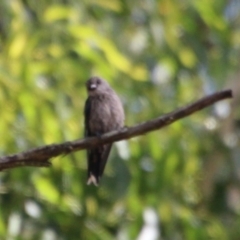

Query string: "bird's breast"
[[89, 95, 124, 134]]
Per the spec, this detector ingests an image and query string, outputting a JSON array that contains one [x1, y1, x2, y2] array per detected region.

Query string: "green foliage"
[[0, 0, 240, 239]]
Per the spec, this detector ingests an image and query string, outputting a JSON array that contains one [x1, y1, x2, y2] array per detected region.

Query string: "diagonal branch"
[[0, 89, 233, 171]]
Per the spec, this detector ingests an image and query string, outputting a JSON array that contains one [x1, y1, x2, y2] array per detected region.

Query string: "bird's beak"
[[89, 84, 97, 90]]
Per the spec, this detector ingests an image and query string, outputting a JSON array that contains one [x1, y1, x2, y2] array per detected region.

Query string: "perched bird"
[[84, 76, 125, 186]]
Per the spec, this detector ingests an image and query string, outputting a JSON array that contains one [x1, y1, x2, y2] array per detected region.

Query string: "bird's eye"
[[96, 79, 101, 84]]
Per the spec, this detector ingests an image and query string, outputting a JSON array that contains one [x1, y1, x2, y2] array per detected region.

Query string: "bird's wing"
[[84, 97, 92, 166], [99, 143, 112, 177], [84, 96, 113, 184], [84, 97, 91, 137]]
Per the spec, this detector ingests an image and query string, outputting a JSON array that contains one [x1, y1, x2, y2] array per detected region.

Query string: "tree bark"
[[0, 89, 233, 171]]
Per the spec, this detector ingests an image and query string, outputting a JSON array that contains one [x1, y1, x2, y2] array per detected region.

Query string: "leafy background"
[[0, 0, 240, 239]]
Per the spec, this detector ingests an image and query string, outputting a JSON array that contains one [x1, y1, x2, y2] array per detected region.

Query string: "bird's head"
[[86, 76, 111, 96]]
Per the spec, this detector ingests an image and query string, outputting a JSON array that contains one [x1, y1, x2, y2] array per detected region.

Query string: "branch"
[[0, 89, 233, 171]]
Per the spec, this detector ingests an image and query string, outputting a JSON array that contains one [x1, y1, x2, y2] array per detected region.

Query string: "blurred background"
[[0, 0, 240, 239]]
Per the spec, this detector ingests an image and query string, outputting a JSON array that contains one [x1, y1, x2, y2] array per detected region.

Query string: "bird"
[[84, 76, 125, 186]]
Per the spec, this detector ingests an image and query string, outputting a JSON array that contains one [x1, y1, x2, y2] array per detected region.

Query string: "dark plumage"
[[84, 76, 125, 186]]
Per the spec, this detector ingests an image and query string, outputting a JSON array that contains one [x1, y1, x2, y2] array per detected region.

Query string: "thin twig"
[[0, 89, 233, 171]]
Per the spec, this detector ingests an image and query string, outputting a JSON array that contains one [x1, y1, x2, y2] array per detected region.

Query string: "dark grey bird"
[[84, 76, 125, 186]]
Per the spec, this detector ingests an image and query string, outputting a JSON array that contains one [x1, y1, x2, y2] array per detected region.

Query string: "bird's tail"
[[87, 173, 99, 186], [87, 148, 101, 186], [87, 144, 112, 186]]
